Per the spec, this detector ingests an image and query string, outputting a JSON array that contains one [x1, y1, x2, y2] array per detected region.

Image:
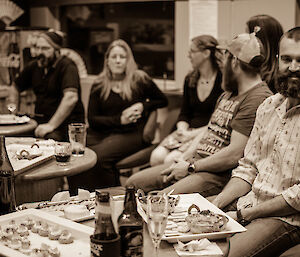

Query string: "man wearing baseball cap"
[[126, 30, 272, 196], [212, 27, 300, 256], [10, 29, 84, 141]]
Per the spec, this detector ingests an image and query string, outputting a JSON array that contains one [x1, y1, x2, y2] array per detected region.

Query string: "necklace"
[[198, 72, 217, 87]]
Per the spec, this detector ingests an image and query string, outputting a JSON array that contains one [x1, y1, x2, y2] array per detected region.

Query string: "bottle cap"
[[96, 191, 110, 202]]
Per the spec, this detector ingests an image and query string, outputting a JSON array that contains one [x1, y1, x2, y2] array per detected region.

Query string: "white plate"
[[17, 192, 96, 222], [0, 209, 94, 257], [0, 114, 30, 125], [137, 193, 246, 243], [6, 143, 55, 176]]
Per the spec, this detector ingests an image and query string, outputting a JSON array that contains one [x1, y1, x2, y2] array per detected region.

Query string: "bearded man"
[[210, 27, 300, 257], [11, 29, 84, 141], [126, 30, 272, 196]]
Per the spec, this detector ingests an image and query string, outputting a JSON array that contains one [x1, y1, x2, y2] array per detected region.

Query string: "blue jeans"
[[228, 218, 300, 257], [126, 162, 231, 197]]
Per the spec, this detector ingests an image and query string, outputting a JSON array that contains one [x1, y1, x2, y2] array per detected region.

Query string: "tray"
[[137, 193, 246, 243], [0, 114, 30, 125], [17, 192, 96, 222], [0, 209, 94, 257], [6, 139, 55, 176]]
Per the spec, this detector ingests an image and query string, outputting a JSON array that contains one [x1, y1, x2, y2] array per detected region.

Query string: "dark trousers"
[[68, 131, 148, 194]]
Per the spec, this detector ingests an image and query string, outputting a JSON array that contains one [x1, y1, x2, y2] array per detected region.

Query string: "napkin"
[[174, 238, 223, 256]]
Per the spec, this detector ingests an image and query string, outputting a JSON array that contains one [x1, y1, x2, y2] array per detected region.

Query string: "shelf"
[[132, 44, 174, 52]]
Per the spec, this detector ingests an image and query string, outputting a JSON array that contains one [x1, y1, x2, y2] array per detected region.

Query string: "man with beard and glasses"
[[9, 29, 84, 141], [126, 31, 272, 196], [208, 27, 300, 257]]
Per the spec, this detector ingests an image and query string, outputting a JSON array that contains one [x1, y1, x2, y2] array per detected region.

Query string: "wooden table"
[[15, 148, 97, 205], [0, 118, 37, 136]]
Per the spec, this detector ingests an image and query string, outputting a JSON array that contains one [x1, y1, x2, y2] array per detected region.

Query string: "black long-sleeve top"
[[88, 72, 168, 135], [178, 70, 223, 128]]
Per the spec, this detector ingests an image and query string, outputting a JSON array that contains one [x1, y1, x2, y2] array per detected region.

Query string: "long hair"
[[93, 39, 138, 100], [188, 34, 222, 87], [246, 14, 283, 92]]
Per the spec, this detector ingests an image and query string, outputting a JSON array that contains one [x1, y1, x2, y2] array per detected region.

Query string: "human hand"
[[34, 123, 55, 138], [121, 102, 143, 124], [226, 211, 238, 221], [160, 160, 189, 183]]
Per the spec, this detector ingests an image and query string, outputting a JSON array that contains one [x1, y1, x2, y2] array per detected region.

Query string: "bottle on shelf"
[[118, 185, 143, 257], [90, 191, 120, 257], [0, 135, 16, 215]]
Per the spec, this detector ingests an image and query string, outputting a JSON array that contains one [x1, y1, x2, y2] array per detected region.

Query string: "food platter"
[[0, 209, 94, 257], [17, 192, 96, 223], [0, 114, 30, 125], [137, 193, 246, 243], [6, 138, 55, 176]]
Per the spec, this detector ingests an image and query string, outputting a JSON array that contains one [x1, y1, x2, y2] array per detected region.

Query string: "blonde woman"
[[68, 39, 168, 191]]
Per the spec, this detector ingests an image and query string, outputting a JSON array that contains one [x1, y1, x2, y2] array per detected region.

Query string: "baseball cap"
[[219, 26, 265, 68], [39, 29, 64, 49]]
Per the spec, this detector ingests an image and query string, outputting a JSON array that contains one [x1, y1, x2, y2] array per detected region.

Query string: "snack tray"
[[6, 138, 55, 176], [17, 192, 96, 222], [0, 209, 94, 257], [0, 114, 30, 125], [137, 193, 246, 243]]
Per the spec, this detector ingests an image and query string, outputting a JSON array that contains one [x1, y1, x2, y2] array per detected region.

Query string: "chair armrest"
[[143, 110, 158, 144]]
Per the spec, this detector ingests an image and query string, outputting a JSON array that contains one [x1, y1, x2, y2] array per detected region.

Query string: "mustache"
[[37, 54, 45, 60], [277, 70, 300, 83]]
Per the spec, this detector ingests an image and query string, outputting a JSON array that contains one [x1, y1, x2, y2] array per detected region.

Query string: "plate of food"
[[137, 193, 246, 243], [0, 208, 94, 257], [17, 189, 96, 222], [136, 189, 180, 214], [0, 114, 30, 125], [6, 139, 55, 176]]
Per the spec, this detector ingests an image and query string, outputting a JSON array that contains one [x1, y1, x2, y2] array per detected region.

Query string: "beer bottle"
[[118, 185, 143, 257], [0, 136, 16, 215], [90, 191, 120, 257]]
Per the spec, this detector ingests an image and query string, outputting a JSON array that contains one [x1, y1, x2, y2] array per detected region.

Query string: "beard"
[[222, 59, 239, 95], [37, 53, 56, 68], [276, 69, 300, 98]]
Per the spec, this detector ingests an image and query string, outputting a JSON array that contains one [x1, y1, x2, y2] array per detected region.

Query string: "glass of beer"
[[54, 142, 71, 166], [68, 123, 86, 156]]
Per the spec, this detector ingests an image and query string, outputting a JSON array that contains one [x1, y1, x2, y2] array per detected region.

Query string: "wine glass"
[[147, 191, 168, 257], [7, 102, 16, 115]]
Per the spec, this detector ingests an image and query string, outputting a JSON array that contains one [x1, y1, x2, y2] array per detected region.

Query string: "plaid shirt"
[[232, 94, 300, 227]]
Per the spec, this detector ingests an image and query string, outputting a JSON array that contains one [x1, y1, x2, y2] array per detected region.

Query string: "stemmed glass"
[[7, 102, 16, 115], [147, 191, 168, 257]]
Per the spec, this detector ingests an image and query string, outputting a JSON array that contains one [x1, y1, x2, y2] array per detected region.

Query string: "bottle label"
[[119, 225, 143, 257], [90, 241, 103, 257]]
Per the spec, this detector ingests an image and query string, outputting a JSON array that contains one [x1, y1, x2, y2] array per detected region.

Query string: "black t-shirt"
[[15, 56, 84, 127]]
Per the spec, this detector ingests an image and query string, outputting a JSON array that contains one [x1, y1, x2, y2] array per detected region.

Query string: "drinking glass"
[[68, 123, 86, 156], [6, 102, 16, 114], [147, 191, 168, 257], [54, 142, 71, 166]]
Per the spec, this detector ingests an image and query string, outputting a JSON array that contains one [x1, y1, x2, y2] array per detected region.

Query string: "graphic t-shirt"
[[196, 82, 272, 157]]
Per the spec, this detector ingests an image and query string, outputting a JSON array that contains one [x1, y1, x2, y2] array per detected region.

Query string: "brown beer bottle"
[[90, 191, 120, 257], [118, 185, 143, 257], [0, 136, 16, 215]]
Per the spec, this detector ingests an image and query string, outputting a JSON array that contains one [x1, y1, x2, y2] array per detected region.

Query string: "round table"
[[0, 119, 37, 136], [15, 148, 97, 205]]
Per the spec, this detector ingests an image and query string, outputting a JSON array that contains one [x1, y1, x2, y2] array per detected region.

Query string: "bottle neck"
[[123, 189, 138, 214]]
